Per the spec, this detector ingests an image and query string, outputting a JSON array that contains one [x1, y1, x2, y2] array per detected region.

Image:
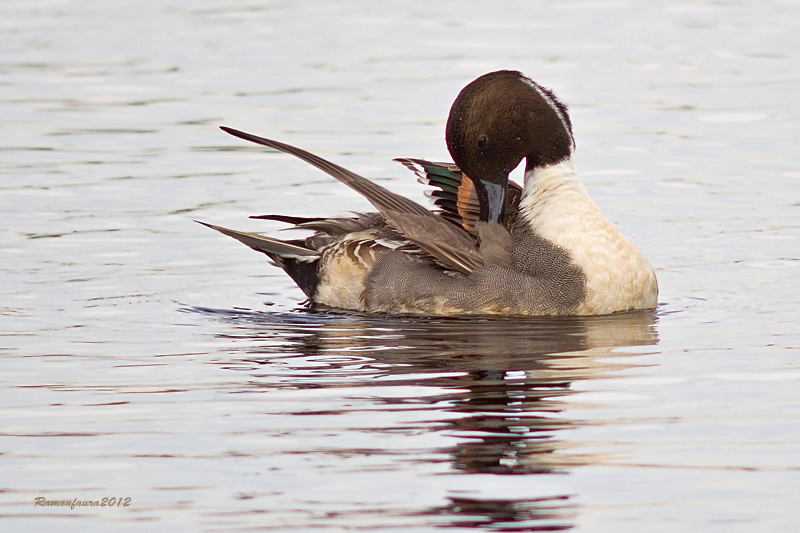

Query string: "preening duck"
[[200, 70, 658, 316]]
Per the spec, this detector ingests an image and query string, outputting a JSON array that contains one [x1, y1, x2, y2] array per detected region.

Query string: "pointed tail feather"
[[196, 220, 318, 261], [249, 214, 327, 225], [197, 220, 320, 298]]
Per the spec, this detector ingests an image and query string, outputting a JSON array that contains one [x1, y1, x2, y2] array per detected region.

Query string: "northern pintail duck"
[[200, 70, 658, 316]]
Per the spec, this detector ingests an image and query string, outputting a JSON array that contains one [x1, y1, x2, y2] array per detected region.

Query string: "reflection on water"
[[431, 495, 576, 532], [184, 307, 659, 530]]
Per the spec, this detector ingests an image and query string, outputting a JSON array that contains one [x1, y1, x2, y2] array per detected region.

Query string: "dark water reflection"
[[430, 495, 576, 532], [184, 307, 658, 530]]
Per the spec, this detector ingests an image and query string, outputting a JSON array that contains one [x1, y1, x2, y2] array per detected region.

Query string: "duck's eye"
[[477, 134, 487, 149]]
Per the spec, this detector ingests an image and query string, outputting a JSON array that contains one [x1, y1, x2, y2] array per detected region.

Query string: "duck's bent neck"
[[520, 157, 589, 221]]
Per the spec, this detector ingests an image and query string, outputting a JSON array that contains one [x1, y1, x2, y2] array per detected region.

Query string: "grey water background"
[[2, 0, 799, 531]]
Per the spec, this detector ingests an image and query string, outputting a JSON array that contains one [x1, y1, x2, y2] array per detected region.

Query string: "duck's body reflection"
[[188, 306, 658, 530]]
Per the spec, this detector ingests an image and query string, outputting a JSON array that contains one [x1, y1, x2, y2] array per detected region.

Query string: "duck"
[[199, 70, 658, 316]]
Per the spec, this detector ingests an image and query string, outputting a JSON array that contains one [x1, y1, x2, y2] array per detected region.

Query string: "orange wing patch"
[[456, 174, 480, 232]]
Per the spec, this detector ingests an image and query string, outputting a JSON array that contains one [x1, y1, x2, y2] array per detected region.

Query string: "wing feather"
[[396, 157, 524, 233], [220, 127, 482, 275]]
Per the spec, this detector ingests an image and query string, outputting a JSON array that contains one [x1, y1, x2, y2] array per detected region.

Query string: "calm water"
[[2, 0, 799, 531]]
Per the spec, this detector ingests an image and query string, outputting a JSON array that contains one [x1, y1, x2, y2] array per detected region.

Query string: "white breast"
[[519, 158, 658, 314]]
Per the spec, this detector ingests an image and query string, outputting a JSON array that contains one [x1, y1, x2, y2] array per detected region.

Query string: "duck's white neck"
[[522, 157, 585, 203], [518, 156, 658, 315], [519, 157, 593, 231]]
